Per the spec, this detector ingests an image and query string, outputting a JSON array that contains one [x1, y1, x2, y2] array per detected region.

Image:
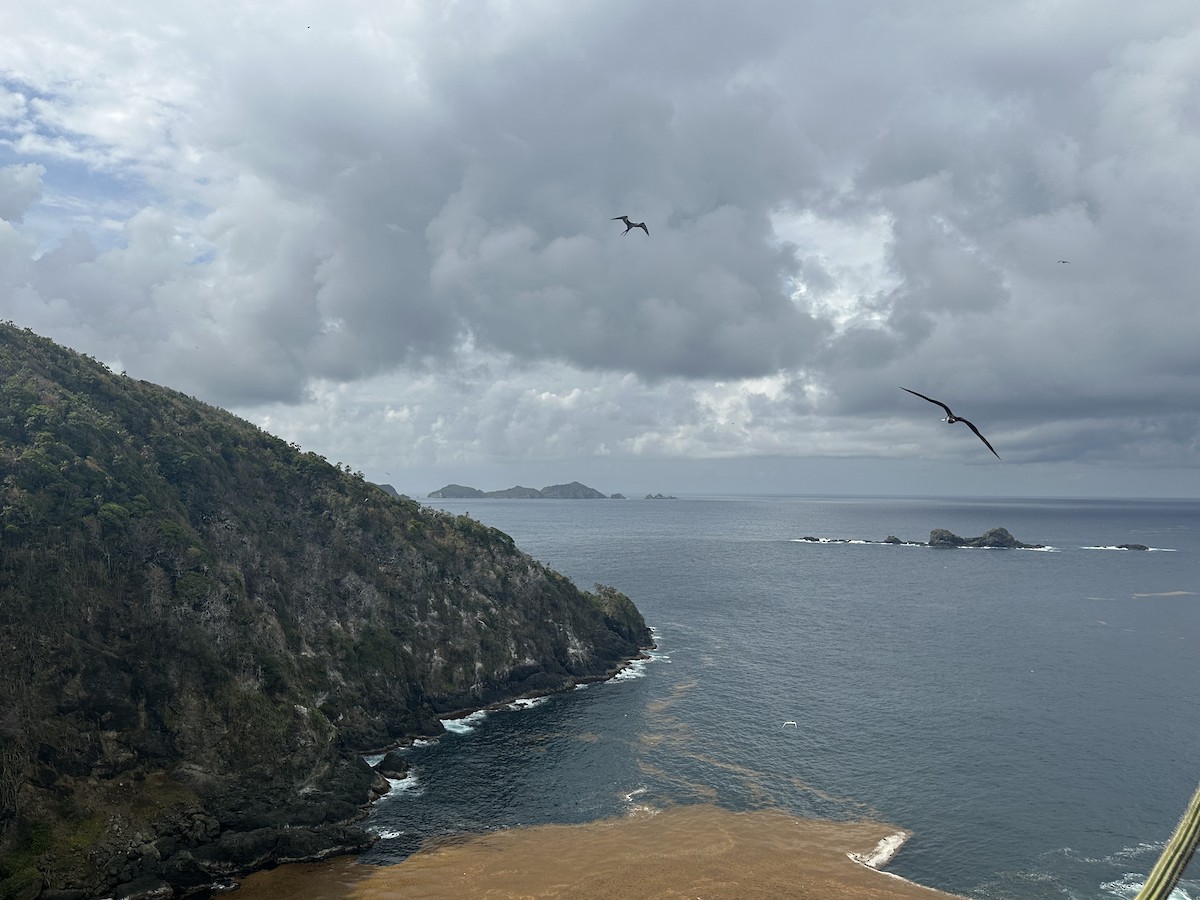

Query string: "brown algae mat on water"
[[235, 805, 963, 899]]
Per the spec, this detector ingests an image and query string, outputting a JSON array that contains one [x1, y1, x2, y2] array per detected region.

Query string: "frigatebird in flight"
[[612, 215, 648, 236], [901, 387, 1001, 459]]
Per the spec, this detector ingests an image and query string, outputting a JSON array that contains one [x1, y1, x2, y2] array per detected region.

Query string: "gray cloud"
[[0, 163, 43, 222], [1, 1, 1199, 489]]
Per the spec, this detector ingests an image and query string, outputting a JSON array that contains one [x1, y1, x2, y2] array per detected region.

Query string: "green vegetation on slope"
[[0, 322, 651, 898]]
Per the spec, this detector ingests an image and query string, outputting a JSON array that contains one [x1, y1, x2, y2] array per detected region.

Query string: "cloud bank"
[[2, 1, 1198, 489]]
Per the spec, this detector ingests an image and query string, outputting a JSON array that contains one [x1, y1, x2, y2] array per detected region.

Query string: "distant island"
[[645, 493, 677, 500], [795, 528, 1154, 550], [796, 527, 1044, 548], [430, 481, 635, 500]]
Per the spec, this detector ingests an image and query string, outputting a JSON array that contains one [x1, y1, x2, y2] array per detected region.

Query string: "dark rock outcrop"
[[1116, 543, 1149, 551], [795, 529, 1041, 548], [374, 751, 409, 781], [927, 527, 1044, 549], [0, 323, 653, 899]]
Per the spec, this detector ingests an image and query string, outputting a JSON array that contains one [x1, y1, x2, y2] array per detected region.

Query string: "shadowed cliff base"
[[234, 805, 962, 899]]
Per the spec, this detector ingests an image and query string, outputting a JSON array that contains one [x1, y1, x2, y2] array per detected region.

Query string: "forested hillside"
[[0, 323, 651, 899]]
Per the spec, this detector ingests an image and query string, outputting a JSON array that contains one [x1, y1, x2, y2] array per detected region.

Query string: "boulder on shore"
[[374, 750, 409, 780]]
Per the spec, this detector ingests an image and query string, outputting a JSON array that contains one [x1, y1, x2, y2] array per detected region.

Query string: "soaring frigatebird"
[[612, 215, 648, 236], [901, 387, 1001, 459]]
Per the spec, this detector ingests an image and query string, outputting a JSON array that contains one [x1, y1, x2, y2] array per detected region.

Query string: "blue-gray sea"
[[363, 495, 1200, 900]]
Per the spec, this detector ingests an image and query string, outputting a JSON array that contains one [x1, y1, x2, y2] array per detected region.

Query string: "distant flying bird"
[[1057, 259, 1070, 264], [901, 387, 1001, 460], [612, 215, 648, 236], [782, 721, 798, 728]]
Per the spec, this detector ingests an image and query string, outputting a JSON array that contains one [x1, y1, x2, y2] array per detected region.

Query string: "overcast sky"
[[2, 1, 1199, 498]]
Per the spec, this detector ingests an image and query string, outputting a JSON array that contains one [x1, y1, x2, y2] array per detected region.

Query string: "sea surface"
[[360, 494, 1199, 899]]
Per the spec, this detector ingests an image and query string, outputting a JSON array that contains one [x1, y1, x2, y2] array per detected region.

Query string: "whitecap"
[[371, 828, 405, 840], [441, 710, 488, 733]]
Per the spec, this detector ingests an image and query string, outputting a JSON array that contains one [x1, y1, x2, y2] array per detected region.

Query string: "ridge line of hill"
[[0, 322, 653, 899]]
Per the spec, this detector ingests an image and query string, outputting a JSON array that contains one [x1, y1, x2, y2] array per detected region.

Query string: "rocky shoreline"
[[58, 651, 658, 900]]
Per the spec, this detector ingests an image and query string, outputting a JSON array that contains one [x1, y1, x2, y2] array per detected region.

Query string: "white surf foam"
[[508, 696, 548, 711], [371, 828, 405, 840], [621, 787, 658, 816], [610, 646, 669, 683], [441, 710, 488, 733], [375, 770, 422, 802], [610, 657, 650, 681], [848, 831, 909, 869], [1082, 546, 1177, 552]]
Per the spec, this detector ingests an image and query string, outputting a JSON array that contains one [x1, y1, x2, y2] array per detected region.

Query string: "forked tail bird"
[[612, 215, 648, 235], [901, 387, 1001, 459]]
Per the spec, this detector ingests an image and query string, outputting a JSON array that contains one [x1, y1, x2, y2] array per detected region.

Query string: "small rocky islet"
[[795, 527, 1150, 549]]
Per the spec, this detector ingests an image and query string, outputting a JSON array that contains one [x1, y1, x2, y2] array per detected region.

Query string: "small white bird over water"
[[612, 215, 649, 235], [782, 721, 798, 728]]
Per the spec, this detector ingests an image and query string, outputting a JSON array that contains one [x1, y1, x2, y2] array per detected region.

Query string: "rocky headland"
[[0, 324, 653, 899]]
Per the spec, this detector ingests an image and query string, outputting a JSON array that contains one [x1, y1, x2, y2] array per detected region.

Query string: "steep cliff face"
[[0, 324, 652, 899]]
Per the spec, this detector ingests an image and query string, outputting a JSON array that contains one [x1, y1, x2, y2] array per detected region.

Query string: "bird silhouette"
[[901, 387, 1001, 459], [1057, 259, 1070, 264], [612, 215, 648, 236]]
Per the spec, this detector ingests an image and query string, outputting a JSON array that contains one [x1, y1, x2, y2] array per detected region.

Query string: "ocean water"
[[362, 495, 1200, 899]]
